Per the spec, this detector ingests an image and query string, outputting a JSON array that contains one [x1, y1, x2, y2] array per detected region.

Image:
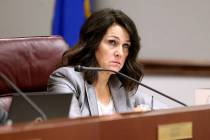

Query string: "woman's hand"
[[133, 104, 151, 112]]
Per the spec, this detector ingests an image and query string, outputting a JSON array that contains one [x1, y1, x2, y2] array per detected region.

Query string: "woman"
[[48, 8, 148, 118]]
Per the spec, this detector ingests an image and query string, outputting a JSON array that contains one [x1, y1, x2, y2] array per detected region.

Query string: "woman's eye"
[[108, 40, 117, 46], [123, 44, 130, 49]]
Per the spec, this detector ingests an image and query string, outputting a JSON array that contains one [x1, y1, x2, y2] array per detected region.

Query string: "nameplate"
[[158, 122, 192, 140]]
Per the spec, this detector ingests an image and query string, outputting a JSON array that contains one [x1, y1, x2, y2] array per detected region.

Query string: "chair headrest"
[[0, 36, 69, 94]]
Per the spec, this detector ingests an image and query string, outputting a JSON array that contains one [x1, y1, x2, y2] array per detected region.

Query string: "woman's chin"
[[108, 66, 121, 72]]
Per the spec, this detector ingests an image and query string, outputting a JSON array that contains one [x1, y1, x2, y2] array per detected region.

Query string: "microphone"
[[0, 72, 47, 122], [74, 65, 188, 106]]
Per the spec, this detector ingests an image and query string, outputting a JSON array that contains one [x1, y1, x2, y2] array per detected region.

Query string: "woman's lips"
[[110, 61, 121, 66]]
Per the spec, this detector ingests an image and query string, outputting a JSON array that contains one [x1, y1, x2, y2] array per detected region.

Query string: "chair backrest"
[[0, 36, 69, 94]]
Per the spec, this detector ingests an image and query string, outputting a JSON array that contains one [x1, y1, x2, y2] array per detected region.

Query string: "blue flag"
[[52, 0, 92, 47]]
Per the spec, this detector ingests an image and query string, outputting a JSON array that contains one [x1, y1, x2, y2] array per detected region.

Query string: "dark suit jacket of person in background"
[[0, 106, 8, 125]]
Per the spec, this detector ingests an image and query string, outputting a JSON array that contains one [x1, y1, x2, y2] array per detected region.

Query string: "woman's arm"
[[47, 67, 83, 118]]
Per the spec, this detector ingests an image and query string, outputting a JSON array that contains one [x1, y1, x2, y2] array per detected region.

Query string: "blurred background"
[[0, 0, 210, 107]]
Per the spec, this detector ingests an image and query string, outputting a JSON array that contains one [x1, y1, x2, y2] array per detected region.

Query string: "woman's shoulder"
[[48, 66, 86, 96], [53, 66, 76, 73], [53, 66, 77, 74], [50, 66, 83, 82]]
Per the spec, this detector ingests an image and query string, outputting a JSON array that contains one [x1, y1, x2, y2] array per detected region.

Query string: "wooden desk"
[[0, 105, 210, 140]]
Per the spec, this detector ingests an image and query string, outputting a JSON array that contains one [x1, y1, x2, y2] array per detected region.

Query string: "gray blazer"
[[47, 67, 145, 118]]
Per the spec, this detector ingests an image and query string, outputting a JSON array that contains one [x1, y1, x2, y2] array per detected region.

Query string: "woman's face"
[[95, 24, 130, 72]]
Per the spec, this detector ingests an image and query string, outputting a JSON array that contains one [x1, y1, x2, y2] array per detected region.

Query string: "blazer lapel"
[[85, 81, 99, 116], [84, 76, 131, 116], [109, 76, 130, 113]]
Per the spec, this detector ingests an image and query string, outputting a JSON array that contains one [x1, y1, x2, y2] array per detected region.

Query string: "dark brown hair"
[[62, 8, 143, 91]]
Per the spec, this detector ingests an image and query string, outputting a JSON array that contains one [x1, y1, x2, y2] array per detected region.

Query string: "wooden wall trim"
[[139, 59, 210, 76]]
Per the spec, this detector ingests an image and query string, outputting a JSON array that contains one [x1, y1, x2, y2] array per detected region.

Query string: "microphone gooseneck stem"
[[75, 65, 187, 107], [0, 72, 47, 121]]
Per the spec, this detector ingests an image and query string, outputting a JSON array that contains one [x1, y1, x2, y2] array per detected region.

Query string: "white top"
[[97, 98, 115, 115]]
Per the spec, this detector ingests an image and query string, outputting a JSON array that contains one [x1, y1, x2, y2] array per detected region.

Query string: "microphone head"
[[74, 65, 82, 72]]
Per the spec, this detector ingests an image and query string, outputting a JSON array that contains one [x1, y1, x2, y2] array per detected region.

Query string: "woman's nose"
[[114, 46, 124, 57]]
